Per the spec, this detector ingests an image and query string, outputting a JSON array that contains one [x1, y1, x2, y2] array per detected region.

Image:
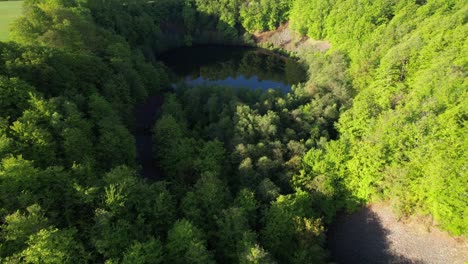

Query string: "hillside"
[[0, 0, 466, 263]]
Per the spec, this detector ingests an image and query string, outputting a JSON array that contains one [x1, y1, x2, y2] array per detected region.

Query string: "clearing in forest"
[[0, 1, 23, 41]]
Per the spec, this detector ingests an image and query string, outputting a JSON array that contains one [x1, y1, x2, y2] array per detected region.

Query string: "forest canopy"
[[0, 0, 466, 263]]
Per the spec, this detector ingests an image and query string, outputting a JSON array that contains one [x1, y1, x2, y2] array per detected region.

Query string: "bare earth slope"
[[253, 22, 331, 53], [328, 204, 468, 264]]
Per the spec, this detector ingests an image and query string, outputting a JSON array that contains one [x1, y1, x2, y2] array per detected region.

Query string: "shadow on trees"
[[134, 94, 165, 179], [121, 4, 246, 179], [326, 207, 424, 264]]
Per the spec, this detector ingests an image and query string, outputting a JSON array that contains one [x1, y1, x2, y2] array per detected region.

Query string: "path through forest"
[[328, 203, 468, 264]]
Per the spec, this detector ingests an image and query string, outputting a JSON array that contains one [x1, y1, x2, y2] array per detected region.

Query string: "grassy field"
[[0, 1, 23, 41]]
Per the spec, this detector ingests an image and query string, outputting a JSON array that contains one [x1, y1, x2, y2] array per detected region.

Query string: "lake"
[[137, 45, 307, 179], [159, 45, 307, 92]]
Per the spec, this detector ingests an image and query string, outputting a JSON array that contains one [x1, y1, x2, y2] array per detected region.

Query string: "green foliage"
[[12, 0, 98, 50], [19, 228, 85, 264], [9, 95, 60, 167], [89, 94, 136, 170], [290, 0, 331, 39], [0, 77, 35, 121], [153, 114, 196, 180], [261, 190, 326, 263], [235, 105, 280, 142], [292, 0, 467, 236], [122, 238, 164, 264], [234, 189, 258, 226], [239, 243, 275, 264], [150, 82, 348, 260], [216, 207, 253, 262], [182, 172, 230, 233], [0, 2, 177, 261], [60, 102, 94, 167], [166, 219, 214, 264], [0, 0, 465, 263], [0, 204, 48, 257], [194, 140, 226, 176], [0, 156, 37, 211], [240, 0, 291, 33], [92, 166, 175, 260]]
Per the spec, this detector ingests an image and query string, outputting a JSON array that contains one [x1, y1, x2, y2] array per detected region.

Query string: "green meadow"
[[0, 1, 23, 41]]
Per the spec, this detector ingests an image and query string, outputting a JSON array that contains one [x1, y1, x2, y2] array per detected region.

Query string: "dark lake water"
[[159, 45, 307, 92]]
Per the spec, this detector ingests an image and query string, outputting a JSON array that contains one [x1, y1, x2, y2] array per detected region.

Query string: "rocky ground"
[[253, 22, 331, 54], [327, 203, 467, 264]]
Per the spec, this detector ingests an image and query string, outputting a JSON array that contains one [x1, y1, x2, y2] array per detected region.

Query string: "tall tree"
[[166, 219, 214, 264]]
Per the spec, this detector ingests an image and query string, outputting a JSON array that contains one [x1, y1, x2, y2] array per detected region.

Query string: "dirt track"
[[327, 204, 468, 264]]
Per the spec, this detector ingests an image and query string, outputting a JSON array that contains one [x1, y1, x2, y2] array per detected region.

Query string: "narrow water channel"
[[135, 94, 164, 179]]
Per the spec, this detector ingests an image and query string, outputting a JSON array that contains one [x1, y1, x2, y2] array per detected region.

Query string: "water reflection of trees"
[[166, 47, 307, 85]]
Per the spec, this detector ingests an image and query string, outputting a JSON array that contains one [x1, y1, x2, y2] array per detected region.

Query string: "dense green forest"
[[0, 0, 466, 263]]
